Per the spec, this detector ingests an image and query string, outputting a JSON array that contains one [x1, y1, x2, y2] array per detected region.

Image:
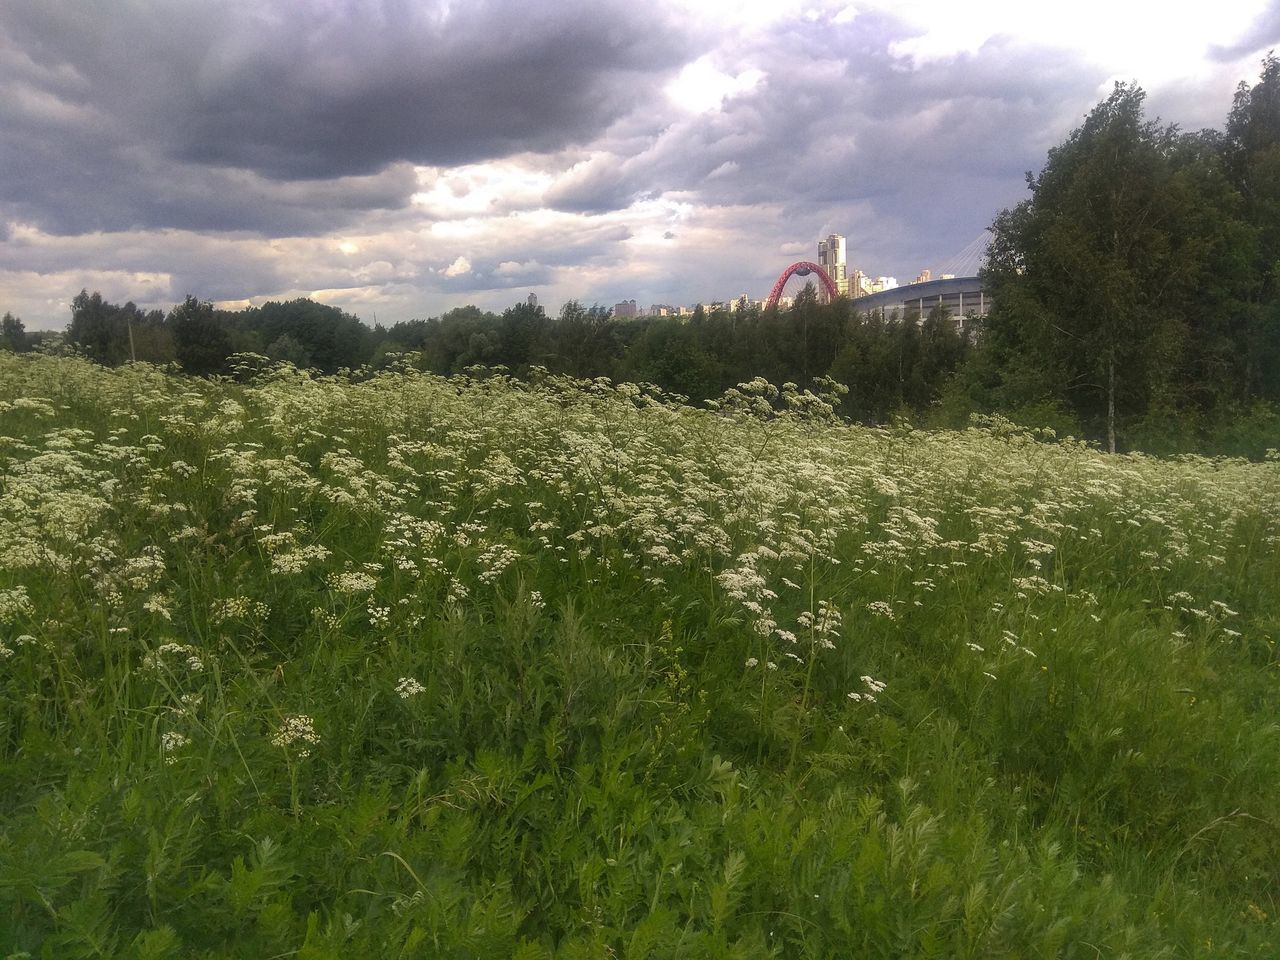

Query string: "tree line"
[[971, 56, 1280, 454], [4, 57, 1279, 456], [1, 286, 973, 426]]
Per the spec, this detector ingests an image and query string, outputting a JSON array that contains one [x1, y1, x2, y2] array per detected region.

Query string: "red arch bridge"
[[765, 261, 839, 311]]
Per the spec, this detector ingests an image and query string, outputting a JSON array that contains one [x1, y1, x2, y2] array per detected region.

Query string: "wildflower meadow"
[[1, 353, 1277, 957]]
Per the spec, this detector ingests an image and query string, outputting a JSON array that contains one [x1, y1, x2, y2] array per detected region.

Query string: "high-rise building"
[[850, 268, 873, 298], [527, 293, 538, 308], [818, 234, 849, 295]]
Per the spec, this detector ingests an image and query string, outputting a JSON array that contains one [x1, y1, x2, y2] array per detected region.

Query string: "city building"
[[818, 234, 849, 296], [526, 293, 538, 309], [850, 268, 873, 298], [614, 299, 638, 318], [851, 274, 989, 330]]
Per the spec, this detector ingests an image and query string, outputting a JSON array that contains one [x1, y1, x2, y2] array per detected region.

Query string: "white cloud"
[[832, 5, 858, 25], [496, 260, 543, 276], [443, 255, 472, 277], [411, 160, 556, 218], [873, 0, 1273, 87], [665, 57, 765, 114]]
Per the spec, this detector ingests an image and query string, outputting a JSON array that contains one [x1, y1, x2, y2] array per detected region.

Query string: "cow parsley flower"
[[271, 714, 320, 757], [866, 600, 895, 620], [142, 642, 205, 674], [395, 676, 425, 699], [0, 586, 34, 624], [326, 570, 378, 593], [161, 730, 190, 764]]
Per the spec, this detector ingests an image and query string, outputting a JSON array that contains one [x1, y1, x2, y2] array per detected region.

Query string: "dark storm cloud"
[[544, 157, 635, 215], [540, 10, 1103, 276], [437, 260, 553, 294], [0, 0, 692, 234], [0, 124, 420, 235], [1, 226, 291, 304], [1209, 1, 1280, 59], [431, 219, 633, 299], [553, 13, 1098, 212]]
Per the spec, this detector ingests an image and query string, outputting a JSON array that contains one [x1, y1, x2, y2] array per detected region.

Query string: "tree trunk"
[[1107, 351, 1117, 454]]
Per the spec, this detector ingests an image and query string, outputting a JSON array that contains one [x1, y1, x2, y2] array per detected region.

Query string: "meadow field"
[[0, 352, 1277, 958]]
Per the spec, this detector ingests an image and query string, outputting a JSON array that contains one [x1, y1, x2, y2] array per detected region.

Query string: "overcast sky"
[[3, 0, 1279, 330]]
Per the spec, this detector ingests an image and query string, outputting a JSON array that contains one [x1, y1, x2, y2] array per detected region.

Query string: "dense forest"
[[976, 57, 1280, 455], [4, 57, 1279, 457]]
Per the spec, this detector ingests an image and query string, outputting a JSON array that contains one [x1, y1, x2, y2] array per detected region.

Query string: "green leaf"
[[129, 926, 181, 960]]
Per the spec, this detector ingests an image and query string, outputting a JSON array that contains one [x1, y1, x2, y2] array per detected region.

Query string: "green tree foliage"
[[54, 286, 976, 431], [410, 305, 504, 372], [618, 317, 725, 400], [170, 295, 233, 376], [265, 333, 312, 369], [382, 318, 432, 352], [68, 290, 166, 365], [982, 83, 1252, 451], [1, 312, 25, 352], [1224, 52, 1280, 399], [970, 58, 1280, 455], [828, 307, 970, 422], [249, 299, 372, 374], [553, 301, 625, 377], [496, 300, 550, 372]]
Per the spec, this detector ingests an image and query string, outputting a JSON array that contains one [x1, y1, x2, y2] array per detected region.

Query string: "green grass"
[[0, 353, 1277, 958]]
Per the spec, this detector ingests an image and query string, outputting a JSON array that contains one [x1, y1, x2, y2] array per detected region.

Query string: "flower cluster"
[[0, 586, 33, 624], [160, 730, 190, 764], [271, 714, 320, 757], [142, 642, 205, 674], [797, 600, 842, 651], [848, 675, 887, 703], [326, 570, 379, 593], [395, 676, 426, 699], [210, 596, 270, 624]]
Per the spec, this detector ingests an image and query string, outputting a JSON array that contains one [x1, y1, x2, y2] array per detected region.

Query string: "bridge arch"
[[765, 261, 839, 310]]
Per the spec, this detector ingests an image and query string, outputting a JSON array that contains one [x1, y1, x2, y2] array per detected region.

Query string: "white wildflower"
[[326, 570, 378, 593], [142, 642, 205, 674], [395, 676, 426, 699], [160, 730, 190, 764], [271, 714, 320, 757], [0, 586, 34, 624]]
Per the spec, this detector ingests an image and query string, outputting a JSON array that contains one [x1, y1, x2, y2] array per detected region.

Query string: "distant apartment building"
[[817, 234, 849, 296], [613, 299, 638, 318], [850, 268, 873, 298], [526, 292, 538, 309]]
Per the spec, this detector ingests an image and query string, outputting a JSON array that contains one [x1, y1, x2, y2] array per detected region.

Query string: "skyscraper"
[[818, 234, 848, 296]]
